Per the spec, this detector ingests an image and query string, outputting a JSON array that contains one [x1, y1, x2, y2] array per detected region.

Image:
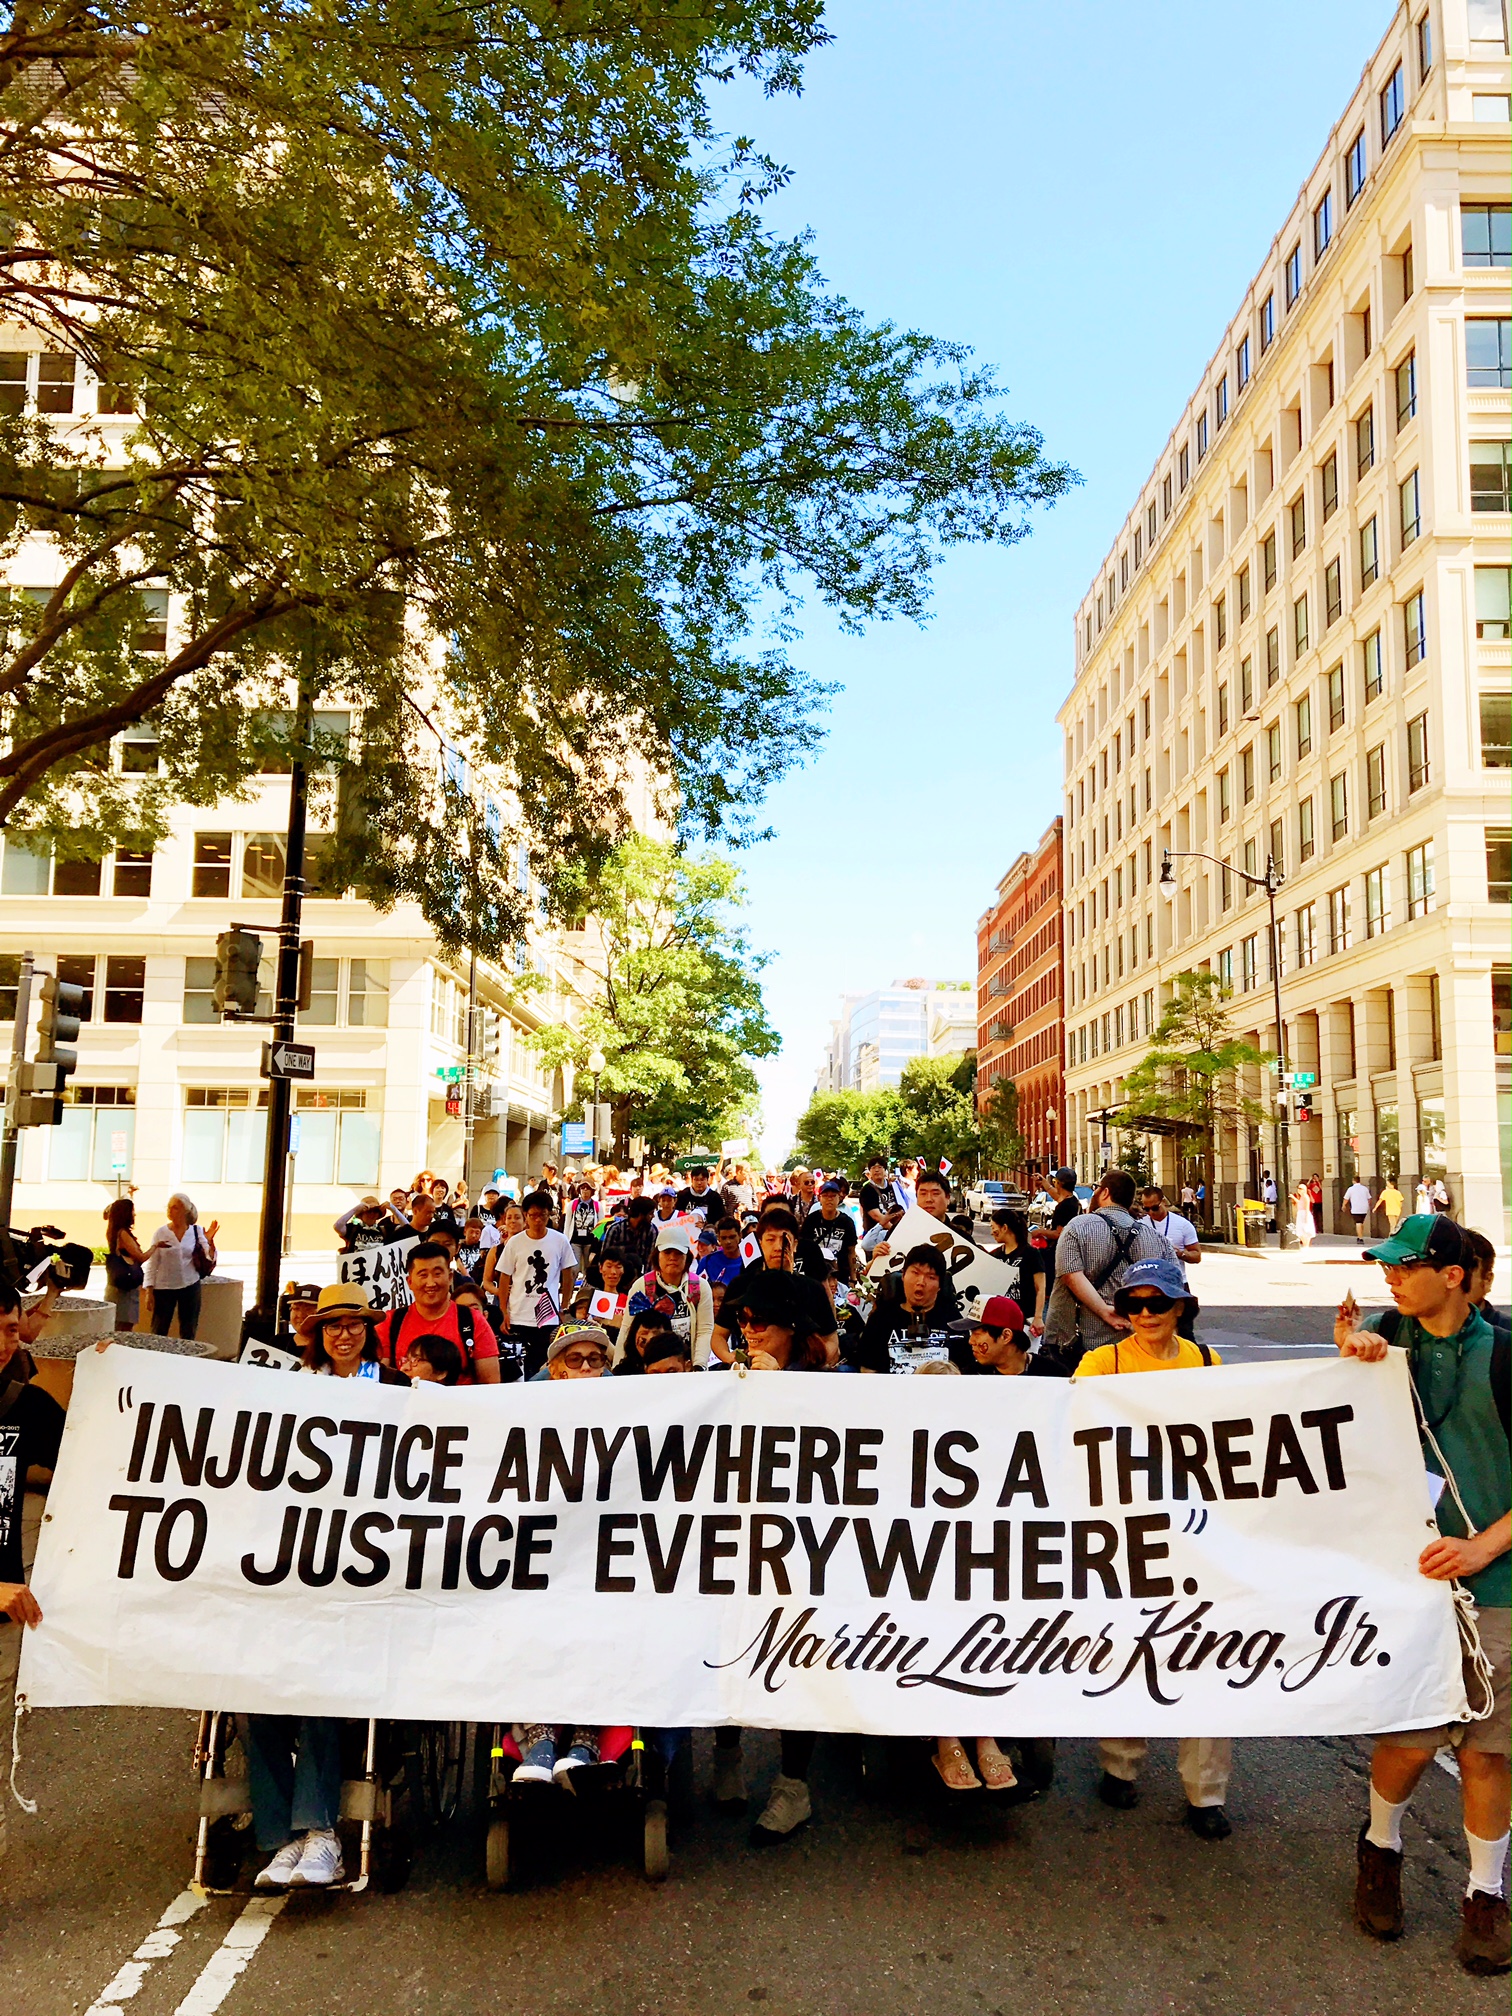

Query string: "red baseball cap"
[[948, 1294, 1025, 1336]]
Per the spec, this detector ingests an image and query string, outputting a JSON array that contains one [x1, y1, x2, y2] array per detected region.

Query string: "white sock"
[[1465, 1828, 1510, 1899], [1367, 1784, 1411, 1852]]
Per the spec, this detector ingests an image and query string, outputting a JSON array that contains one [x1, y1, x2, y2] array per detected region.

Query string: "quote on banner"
[[20, 1346, 1463, 1739]]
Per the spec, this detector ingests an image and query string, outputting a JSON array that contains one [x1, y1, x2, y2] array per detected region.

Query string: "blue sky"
[[713, 0, 1392, 1159]]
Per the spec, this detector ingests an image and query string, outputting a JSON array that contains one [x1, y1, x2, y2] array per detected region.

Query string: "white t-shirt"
[[1147, 1209, 1199, 1284], [1344, 1182, 1372, 1216], [498, 1229, 576, 1329]]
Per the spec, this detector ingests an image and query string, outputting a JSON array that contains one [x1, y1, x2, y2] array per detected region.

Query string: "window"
[[1365, 865, 1388, 938], [1326, 663, 1344, 733], [1215, 594, 1227, 648], [1217, 946, 1234, 988], [1417, 10, 1433, 77], [1362, 304, 1373, 358], [97, 955, 144, 1024], [1360, 515, 1379, 590], [1404, 590, 1427, 669], [113, 848, 152, 897], [1296, 904, 1317, 967], [1262, 529, 1277, 592], [298, 957, 340, 1027], [1330, 770, 1348, 839], [1290, 493, 1306, 557], [1134, 529, 1142, 568], [1407, 840, 1435, 918], [1218, 766, 1231, 822], [1260, 292, 1275, 352], [53, 854, 102, 896], [1238, 564, 1251, 623], [1407, 711, 1430, 791], [1121, 551, 1128, 590], [1356, 404, 1375, 478], [1244, 838, 1258, 881], [1285, 242, 1303, 308], [119, 725, 159, 774], [182, 1088, 270, 1188], [348, 958, 389, 1027], [1241, 935, 1259, 991], [1197, 411, 1209, 460], [1367, 743, 1387, 819], [36, 352, 74, 415], [1476, 565, 1512, 638], [133, 588, 168, 655], [1294, 593, 1309, 657], [1179, 444, 1190, 489], [1328, 884, 1352, 955], [1218, 682, 1230, 735], [1473, 92, 1512, 118], [1147, 501, 1157, 544], [55, 953, 96, 1020], [1215, 377, 1228, 430], [1162, 473, 1173, 519], [1481, 691, 1512, 767], [0, 838, 49, 895], [0, 354, 26, 415], [192, 832, 232, 899], [1265, 627, 1281, 687], [1346, 127, 1368, 207], [1314, 190, 1333, 260], [1299, 795, 1315, 861], [1470, 0, 1510, 49], [1240, 656, 1254, 712], [183, 957, 219, 1025], [1488, 828, 1512, 903], [1363, 628, 1384, 702], [1467, 320, 1512, 388], [1325, 558, 1343, 628], [1321, 451, 1338, 521], [1220, 861, 1233, 911], [1269, 816, 1285, 875], [48, 1086, 136, 1185], [1241, 744, 1255, 803], [1296, 692, 1313, 756], [1267, 721, 1282, 782], [241, 833, 285, 898], [1463, 204, 1511, 268], [1396, 351, 1417, 428], [1471, 441, 1511, 512], [1380, 63, 1404, 147], [1237, 335, 1250, 390], [1399, 469, 1420, 547]]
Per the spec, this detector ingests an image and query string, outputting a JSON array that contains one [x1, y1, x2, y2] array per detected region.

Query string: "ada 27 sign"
[[20, 1347, 1464, 1737]]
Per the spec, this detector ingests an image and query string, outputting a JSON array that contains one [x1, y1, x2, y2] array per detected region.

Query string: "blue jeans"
[[244, 1715, 343, 1849]]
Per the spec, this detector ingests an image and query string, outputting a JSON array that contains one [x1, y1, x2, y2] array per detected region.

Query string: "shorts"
[[1377, 1603, 1510, 1757]]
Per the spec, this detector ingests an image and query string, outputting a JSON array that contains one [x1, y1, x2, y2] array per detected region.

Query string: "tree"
[[521, 834, 776, 1159], [894, 1051, 979, 1173], [976, 1076, 1025, 1178], [794, 1087, 905, 1173], [1120, 971, 1270, 1223], [0, 4, 1076, 953]]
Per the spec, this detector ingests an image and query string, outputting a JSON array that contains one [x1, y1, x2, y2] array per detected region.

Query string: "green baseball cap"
[[1362, 1213, 1467, 1268]]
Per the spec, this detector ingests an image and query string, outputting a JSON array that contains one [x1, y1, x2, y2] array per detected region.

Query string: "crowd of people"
[[0, 1151, 1505, 1971]]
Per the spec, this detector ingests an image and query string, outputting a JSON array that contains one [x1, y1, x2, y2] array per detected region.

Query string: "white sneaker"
[[254, 1837, 307, 1888], [750, 1774, 811, 1845], [288, 1828, 345, 1887]]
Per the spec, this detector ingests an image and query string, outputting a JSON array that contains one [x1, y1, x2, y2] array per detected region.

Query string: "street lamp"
[[587, 1048, 607, 1151], [1159, 847, 1293, 1243]]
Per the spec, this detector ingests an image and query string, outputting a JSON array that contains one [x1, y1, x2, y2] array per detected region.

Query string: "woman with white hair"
[[144, 1192, 218, 1339]]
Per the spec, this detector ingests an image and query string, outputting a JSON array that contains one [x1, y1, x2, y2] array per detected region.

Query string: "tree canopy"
[[1120, 970, 1269, 1214], [520, 833, 776, 1159], [0, 2, 1076, 952], [794, 1050, 1010, 1178]]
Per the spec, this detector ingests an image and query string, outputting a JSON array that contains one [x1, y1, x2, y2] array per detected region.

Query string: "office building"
[[976, 817, 1066, 1186]]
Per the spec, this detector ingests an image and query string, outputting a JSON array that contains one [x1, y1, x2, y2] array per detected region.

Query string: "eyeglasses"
[[1380, 1259, 1427, 1277], [1123, 1293, 1176, 1315], [324, 1317, 370, 1339], [559, 1350, 608, 1370]]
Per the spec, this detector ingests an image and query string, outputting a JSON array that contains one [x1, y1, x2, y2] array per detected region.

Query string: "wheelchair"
[[482, 1725, 692, 1891], [190, 1710, 467, 1895]]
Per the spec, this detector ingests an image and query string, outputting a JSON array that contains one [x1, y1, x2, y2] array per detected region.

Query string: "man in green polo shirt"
[[1336, 1214, 1510, 1976]]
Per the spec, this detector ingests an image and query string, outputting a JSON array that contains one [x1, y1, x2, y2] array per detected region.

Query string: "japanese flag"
[[740, 1233, 760, 1264], [588, 1290, 626, 1323], [938, 1158, 952, 1177]]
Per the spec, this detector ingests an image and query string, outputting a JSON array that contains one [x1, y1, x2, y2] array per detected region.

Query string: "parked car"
[[964, 1179, 1030, 1219]]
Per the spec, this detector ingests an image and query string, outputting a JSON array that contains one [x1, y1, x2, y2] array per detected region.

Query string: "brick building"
[[975, 817, 1066, 1188]]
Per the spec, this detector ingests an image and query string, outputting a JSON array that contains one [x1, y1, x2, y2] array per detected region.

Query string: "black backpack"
[[1375, 1306, 1510, 1435]]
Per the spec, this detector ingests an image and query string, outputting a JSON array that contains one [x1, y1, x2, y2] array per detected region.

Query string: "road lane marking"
[[83, 1890, 210, 2014], [172, 1895, 287, 2016]]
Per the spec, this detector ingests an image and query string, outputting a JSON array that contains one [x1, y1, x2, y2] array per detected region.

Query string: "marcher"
[[378, 1243, 502, 1382], [1138, 1185, 1202, 1337], [302, 1284, 409, 1385], [1072, 1257, 1231, 1839], [797, 1179, 858, 1285], [1339, 1215, 1510, 1974], [625, 1224, 714, 1365], [710, 1206, 838, 1366], [0, 1278, 64, 1830], [494, 1191, 578, 1377], [984, 1207, 1048, 1334], [1044, 1166, 1083, 1255], [1041, 1168, 1173, 1369]]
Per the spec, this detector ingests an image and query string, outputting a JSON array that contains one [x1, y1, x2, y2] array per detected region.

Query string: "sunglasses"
[[559, 1350, 608, 1370], [1122, 1292, 1176, 1315]]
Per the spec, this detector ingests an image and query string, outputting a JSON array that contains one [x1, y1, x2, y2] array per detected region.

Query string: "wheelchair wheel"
[[202, 1815, 248, 1892], [418, 1722, 465, 1828], [485, 1815, 513, 1892], [372, 1820, 414, 1894], [642, 1798, 669, 1884]]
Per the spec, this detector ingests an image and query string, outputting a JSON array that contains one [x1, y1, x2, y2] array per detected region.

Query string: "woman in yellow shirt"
[[1073, 1257, 1230, 1839]]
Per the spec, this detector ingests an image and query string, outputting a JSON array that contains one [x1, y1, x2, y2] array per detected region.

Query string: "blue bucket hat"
[[1111, 1255, 1199, 1314]]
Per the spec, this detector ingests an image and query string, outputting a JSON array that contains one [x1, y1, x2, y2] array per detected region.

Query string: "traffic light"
[[16, 970, 86, 1125], [213, 926, 263, 1016]]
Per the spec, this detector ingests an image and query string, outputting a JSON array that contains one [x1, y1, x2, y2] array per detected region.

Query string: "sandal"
[[931, 1740, 981, 1792], [974, 1740, 1018, 1792]]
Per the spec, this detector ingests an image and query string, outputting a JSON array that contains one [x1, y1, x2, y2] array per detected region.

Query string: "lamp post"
[[587, 1048, 606, 1155], [1159, 847, 1292, 1244]]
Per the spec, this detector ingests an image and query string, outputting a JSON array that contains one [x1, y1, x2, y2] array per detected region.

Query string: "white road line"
[[83, 1890, 210, 2015], [172, 1895, 287, 2016]]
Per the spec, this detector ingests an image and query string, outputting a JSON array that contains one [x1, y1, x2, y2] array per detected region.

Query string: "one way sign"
[[261, 1040, 316, 1081]]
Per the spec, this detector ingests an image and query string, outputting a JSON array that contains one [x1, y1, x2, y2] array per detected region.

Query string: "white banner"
[[337, 1236, 418, 1314], [21, 1347, 1463, 1737]]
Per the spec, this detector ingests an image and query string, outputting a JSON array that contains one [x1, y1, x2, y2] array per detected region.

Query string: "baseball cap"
[[946, 1294, 1026, 1336], [1111, 1257, 1197, 1312], [546, 1322, 613, 1363], [819, 1178, 842, 1194], [287, 1281, 323, 1304], [1363, 1214, 1467, 1269], [655, 1223, 692, 1253], [1053, 1166, 1078, 1189]]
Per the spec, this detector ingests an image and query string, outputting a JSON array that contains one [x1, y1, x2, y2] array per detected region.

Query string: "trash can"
[[1240, 1203, 1268, 1249]]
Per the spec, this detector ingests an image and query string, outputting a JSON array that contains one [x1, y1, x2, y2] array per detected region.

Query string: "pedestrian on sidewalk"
[[1290, 1181, 1316, 1248], [1339, 1214, 1509, 1976], [1344, 1178, 1372, 1242], [1376, 1178, 1405, 1235]]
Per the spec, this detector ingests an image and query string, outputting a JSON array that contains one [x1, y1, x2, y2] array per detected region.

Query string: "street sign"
[[109, 1131, 127, 1174], [261, 1040, 315, 1081], [561, 1122, 592, 1156], [1292, 1071, 1317, 1087], [289, 1115, 302, 1155]]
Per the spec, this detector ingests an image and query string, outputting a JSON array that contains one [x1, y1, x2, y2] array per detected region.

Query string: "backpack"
[[1087, 1211, 1146, 1294], [1374, 1307, 1511, 1435], [387, 1304, 477, 1374]]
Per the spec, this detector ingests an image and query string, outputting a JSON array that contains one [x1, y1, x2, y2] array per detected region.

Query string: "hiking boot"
[[711, 1743, 748, 1813], [1185, 1804, 1232, 1842], [1457, 1891, 1511, 1975], [750, 1774, 811, 1845], [1354, 1825, 1405, 1940], [1097, 1770, 1138, 1811]]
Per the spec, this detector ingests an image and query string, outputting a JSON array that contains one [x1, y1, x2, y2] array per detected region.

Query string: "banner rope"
[[9, 1693, 37, 1814], [1409, 1369, 1496, 1723]]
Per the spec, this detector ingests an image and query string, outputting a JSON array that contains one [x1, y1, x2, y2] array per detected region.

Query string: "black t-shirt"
[[964, 1351, 1070, 1380], [0, 1377, 64, 1584], [718, 1260, 835, 1344], [343, 1215, 408, 1252], [798, 1212, 858, 1280], [989, 1243, 1044, 1324], [1048, 1196, 1082, 1238], [855, 1278, 963, 1373], [858, 1181, 899, 1226], [676, 1186, 720, 1219]]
